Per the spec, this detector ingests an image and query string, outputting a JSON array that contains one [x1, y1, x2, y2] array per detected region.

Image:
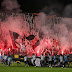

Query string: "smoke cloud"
[[34, 12, 72, 53], [1, 0, 21, 13], [63, 4, 72, 18]]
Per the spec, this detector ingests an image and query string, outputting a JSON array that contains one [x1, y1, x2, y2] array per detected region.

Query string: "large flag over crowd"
[[9, 30, 39, 51]]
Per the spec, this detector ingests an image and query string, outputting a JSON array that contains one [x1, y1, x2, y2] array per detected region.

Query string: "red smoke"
[[0, 12, 72, 57]]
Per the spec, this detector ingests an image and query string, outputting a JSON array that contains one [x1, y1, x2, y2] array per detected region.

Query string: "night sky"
[[0, 0, 72, 17], [18, 0, 72, 13]]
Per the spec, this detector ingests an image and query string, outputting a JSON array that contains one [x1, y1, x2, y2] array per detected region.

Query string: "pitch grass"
[[0, 62, 72, 72]]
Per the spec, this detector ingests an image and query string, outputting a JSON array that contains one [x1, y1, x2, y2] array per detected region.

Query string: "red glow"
[[62, 50, 63, 55], [0, 13, 72, 57]]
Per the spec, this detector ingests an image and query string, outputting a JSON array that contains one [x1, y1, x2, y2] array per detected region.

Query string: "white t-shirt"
[[4, 56, 8, 60], [32, 55, 36, 60], [24, 56, 27, 61], [48, 55, 52, 61], [40, 55, 45, 60], [60, 56, 63, 62]]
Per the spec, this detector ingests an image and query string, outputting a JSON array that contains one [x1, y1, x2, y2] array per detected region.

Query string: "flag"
[[9, 30, 19, 49], [13, 32, 19, 40], [26, 35, 35, 41]]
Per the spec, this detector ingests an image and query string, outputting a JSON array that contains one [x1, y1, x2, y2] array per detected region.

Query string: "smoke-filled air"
[[0, 0, 72, 57]]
